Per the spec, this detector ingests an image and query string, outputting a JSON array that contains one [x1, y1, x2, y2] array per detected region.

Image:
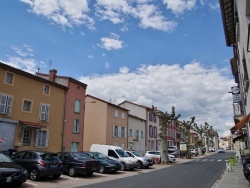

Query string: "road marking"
[[210, 159, 214, 161], [203, 159, 207, 161], [25, 181, 39, 186], [61, 175, 78, 180], [218, 159, 222, 161]]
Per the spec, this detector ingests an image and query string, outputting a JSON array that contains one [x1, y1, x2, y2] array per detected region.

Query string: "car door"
[[22, 151, 38, 172], [60, 153, 70, 173], [12, 151, 27, 169]]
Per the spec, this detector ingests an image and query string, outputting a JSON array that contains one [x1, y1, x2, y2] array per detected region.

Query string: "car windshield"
[[0, 153, 13, 162], [131, 151, 142, 157], [73, 153, 92, 160], [41, 153, 59, 161], [115, 149, 129, 157], [95, 152, 108, 159]]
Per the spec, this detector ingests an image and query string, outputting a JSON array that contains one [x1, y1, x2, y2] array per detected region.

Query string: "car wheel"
[[99, 166, 105, 174], [121, 162, 126, 171], [29, 169, 39, 181], [87, 172, 94, 175], [68, 167, 77, 177], [138, 161, 143, 169], [53, 174, 61, 179]]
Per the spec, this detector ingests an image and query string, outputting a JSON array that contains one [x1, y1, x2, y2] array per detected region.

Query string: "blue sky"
[[0, 0, 235, 137]]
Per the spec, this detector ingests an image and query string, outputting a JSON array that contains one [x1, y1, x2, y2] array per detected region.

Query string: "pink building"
[[36, 70, 87, 152]]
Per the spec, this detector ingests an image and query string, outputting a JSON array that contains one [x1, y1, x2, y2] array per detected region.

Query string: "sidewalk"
[[175, 152, 250, 188], [211, 158, 249, 188]]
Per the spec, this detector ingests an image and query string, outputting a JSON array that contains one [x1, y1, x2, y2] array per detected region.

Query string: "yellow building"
[[0, 62, 67, 152]]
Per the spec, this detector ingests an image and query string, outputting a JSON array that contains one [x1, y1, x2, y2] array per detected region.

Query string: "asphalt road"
[[80, 152, 233, 188]]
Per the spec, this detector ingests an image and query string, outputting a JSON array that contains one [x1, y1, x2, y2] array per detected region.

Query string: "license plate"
[[51, 165, 57, 168], [92, 168, 96, 171]]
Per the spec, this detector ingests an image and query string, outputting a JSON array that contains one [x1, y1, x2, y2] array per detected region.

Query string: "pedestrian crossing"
[[193, 159, 230, 162]]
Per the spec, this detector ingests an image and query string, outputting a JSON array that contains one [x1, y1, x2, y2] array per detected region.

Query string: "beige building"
[[83, 95, 129, 151], [127, 114, 146, 154]]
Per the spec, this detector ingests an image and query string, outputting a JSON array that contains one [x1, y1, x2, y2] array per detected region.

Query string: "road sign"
[[0, 137, 5, 144]]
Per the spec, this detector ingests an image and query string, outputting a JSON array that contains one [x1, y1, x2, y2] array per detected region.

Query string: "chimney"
[[49, 69, 57, 82]]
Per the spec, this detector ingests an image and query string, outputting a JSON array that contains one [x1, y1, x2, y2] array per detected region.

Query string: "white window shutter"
[[124, 127, 127, 138], [112, 125, 115, 137], [118, 126, 121, 137], [46, 130, 49, 147]]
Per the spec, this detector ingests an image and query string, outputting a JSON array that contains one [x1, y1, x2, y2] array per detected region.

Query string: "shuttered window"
[[40, 104, 49, 121], [0, 94, 12, 115], [35, 130, 49, 147]]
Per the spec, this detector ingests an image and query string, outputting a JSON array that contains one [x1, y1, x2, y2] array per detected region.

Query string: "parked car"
[[125, 150, 153, 168], [170, 150, 179, 157], [90, 144, 138, 170], [218, 148, 225, 153], [209, 147, 215, 152], [11, 150, 62, 181], [57, 152, 100, 177], [168, 146, 177, 152], [0, 152, 28, 186], [84, 151, 122, 174], [144, 151, 176, 163], [190, 149, 198, 156]]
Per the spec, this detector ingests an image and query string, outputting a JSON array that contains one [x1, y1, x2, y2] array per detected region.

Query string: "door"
[[0, 121, 16, 151]]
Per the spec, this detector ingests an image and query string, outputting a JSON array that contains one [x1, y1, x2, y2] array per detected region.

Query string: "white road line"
[[218, 159, 222, 161], [210, 159, 214, 161], [61, 175, 78, 180], [25, 181, 39, 186], [203, 159, 208, 161]]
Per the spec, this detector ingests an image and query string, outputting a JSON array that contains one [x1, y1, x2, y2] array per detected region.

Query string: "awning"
[[19, 120, 46, 128], [230, 114, 250, 132], [233, 134, 245, 143]]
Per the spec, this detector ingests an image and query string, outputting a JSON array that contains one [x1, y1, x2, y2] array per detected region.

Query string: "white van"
[[90, 144, 138, 170]]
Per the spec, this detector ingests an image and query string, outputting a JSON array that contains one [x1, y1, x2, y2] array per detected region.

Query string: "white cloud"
[[163, 0, 196, 15], [133, 4, 177, 31], [20, 0, 95, 29], [209, 3, 220, 10], [1, 45, 44, 74], [105, 62, 110, 69], [98, 33, 124, 50], [79, 62, 234, 137]]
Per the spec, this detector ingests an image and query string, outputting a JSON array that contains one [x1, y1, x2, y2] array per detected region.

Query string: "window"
[[5, 72, 14, 84], [74, 100, 80, 113], [22, 127, 31, 146], [153, 126, 157, 138], [40, 104, 49, 121], [129, 129, 133, 137], [149, 125, 153, 138], [71, 142, 79, 152], [73, 119, 80, 133], [113, 125, 118, 137], [114, 110, 118, 117], [149, 113, 156, 123], [141, 131, 143, 138], [43, 85, 50, 95], [22, 100, 32, 112], [35, 130, 49, 147], [121, 127, 125, 138], [121, 112, 125, 119], [136, 130, 139, 141], [0, 94, 12, 115]]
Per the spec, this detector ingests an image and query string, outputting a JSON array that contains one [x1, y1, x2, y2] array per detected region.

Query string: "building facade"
[[0, 62, 67, 152], [36, 70, 87, 152], [220, 0, 250, 151], [83, 95, 129, 151]]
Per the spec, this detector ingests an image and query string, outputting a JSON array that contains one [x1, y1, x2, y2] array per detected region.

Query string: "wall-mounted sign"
[[0, 137, 5, 144], [231, 86, 241, 103], [180, 142, 187, 151]]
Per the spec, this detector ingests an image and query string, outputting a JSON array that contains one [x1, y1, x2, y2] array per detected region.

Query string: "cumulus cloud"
[[208, 3, 220, 10], [79, 62, 234, 137], [0, 45, 44, 73], [98, 33, 124, 50], [163, 0, 196, 15], [20, 0, 95, 29]]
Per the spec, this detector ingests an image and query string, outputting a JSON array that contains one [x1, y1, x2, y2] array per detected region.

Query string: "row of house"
[[0, 61, 199, 154], [219, 0, 250, 153]]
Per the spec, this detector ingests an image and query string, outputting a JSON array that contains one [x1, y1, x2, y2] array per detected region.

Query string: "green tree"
[[151, 106, 180, 164], [178, 116, 196, 159], [192, 122, 209, 155]]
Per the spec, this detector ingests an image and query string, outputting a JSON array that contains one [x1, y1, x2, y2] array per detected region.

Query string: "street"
[[13, 152, 233, 188]]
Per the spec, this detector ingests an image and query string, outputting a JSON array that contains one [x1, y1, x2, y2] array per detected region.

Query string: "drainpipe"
[[61, 89, 67, 152]]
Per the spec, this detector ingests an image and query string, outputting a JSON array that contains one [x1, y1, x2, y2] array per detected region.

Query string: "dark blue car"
[[84, 151, 122, 174]]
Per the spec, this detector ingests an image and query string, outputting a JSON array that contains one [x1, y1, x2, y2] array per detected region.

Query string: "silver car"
[[144, 151, 176, 163], [125, 151, 153, 168]]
